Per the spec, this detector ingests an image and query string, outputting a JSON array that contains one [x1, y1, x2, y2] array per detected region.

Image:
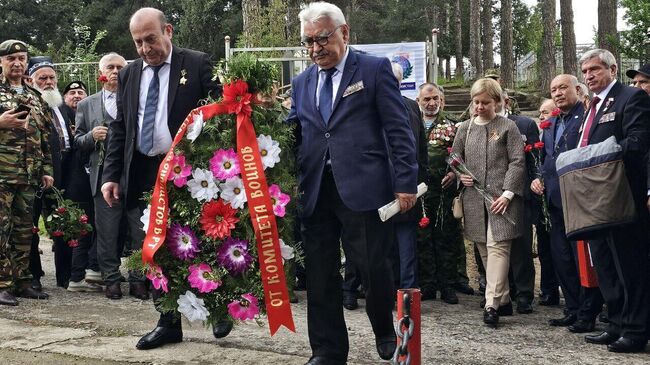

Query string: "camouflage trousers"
[[0, 183, 36, 289]]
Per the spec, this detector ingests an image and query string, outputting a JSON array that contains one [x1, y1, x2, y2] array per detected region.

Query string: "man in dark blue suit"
[[286, 3, 417, 364], [531, 74, 604, 333], [576, 49, 650, 353]]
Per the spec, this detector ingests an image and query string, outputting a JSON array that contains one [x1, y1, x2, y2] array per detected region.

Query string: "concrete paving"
[[0, 238, 648, 364]]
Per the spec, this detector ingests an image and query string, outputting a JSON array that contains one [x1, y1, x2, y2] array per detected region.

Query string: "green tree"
[[620, 0, 650, 63]]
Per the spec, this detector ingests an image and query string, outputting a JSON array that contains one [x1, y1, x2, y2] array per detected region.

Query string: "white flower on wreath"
[[220, 176, 247, 209], [279, 238, 294, 263], [177, 290, 209, 322], [186, 110, 204, 143], [140, 205, 151, 233], [257, 134, 281, 169], [187, 168, 220, 202]]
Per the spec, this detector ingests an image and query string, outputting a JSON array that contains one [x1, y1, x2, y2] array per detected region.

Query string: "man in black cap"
[[62, 81, 88, 121], [0, 40, 53, 305], [626, 64, 650, 96]]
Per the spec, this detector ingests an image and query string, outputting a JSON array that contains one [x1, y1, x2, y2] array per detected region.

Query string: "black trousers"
[[301, 168, 395, 362], [590, 224, 648, 341], [535, 222, 559, 296], [549, 205, 602, 321], [508, 203, 536, 303]]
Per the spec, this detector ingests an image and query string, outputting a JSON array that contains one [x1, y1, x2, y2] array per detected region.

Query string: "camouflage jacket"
[[0, 75, 53, 184]]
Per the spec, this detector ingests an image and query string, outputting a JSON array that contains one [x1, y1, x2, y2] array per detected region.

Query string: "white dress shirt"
[[103, 89, 117, 119], [578, 79, 617, 145], [316, 47, 350, 109], [137, 52, 172, 156]]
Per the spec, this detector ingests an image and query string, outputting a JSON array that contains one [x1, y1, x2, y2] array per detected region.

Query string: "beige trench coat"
[[452, 116, 525, 242]]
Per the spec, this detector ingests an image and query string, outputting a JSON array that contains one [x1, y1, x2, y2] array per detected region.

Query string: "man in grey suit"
[[74, 53, 127, 299]]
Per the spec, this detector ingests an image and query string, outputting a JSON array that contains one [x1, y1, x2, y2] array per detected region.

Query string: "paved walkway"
[[0, 238, 648, 364]]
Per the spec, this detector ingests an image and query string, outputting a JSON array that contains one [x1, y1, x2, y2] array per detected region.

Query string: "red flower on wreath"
[[534, 141, 545, 150], [539, 121, 552, 130], [524, 144, 533, 153], [550, 108, 561, 117], [200, 199, 240, 239], [223, 80, 252, 117]]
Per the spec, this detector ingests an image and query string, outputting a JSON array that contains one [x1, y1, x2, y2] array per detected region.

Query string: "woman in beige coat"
[[448, 78, 525, 328]]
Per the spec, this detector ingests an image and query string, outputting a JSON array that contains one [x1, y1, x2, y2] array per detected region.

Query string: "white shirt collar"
[[318, 47, 349, 75], [142, 51, 172, 70], [596, 79, 617, 100]]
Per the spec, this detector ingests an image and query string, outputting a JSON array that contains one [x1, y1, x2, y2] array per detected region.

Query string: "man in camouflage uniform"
[[416, 83, 474, 303], [0, 40, 53, 305]]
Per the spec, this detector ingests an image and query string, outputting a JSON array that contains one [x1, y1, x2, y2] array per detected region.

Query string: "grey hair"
[[577, 82, 589, 97], [417, 82, 444, 97], [299, 2, 346, 36], [579, 48, 617, 68], [99, 52, 127, 70], [391, 63, 403, 83]]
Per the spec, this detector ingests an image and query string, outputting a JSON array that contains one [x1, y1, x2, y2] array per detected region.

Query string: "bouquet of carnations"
[[43, 187, 92, 248]]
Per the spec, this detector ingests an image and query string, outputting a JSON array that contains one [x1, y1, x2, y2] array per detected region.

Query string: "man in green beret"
[[0, 39, 54, 305]]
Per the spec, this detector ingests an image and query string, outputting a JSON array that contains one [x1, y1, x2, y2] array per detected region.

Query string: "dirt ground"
[[0, 238, 648, 364]]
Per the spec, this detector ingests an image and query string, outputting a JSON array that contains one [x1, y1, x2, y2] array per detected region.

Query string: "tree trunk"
[[481, 0, 494, 70], [560, 0, 577, 76], [597, 0, 619, 62], [446, 57, 452, 80], [469, 0, 482, 77], [242, 0, 261, 47], [454, 0, 464, 81], [500, 0, 514, 88], [540, 0, 556, 96]]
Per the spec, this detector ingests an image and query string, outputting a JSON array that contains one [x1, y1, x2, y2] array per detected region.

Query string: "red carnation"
[[200, 199, 240, 239], [418, 217, 430, 228], [534, 141, 545, 150], [31, 226, 39, 234], [524, 144, 533, 153], [56, 207, 66, 214], [539, 121, 552, 130], [97, 75, 109, 83], [52, 230, 64, 237], [67, 239, 79, 248], [79, 214, 88, 224], [550, 108, 561, 117]]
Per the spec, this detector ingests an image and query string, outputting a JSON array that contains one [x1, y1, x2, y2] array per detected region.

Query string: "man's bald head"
[[129, 7, 173, 66], [550, 74, 580, 113]]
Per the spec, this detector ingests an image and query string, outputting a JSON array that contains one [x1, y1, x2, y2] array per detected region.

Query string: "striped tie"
[[139, 65, 162, 154]]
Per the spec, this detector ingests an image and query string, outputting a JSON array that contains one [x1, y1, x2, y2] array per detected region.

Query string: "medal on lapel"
[[180, 69, 188, 86]]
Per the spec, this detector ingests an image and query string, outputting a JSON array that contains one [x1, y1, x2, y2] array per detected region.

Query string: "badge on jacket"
[[342, 81, 364, 98], [598, 112, 615, 124]]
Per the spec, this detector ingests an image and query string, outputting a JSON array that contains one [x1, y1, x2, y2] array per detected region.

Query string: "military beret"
[[0, 39, 28, 56], [28, 56, 54, 76], [63, 80, 87, 94]]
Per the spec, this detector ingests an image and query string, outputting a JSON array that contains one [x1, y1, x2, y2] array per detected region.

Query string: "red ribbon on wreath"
[[142, 80, 295, 335]]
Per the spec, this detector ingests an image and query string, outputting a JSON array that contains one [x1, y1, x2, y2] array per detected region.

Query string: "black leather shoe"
[[342, 293, 358, 310], [607, 337, 648, 353], [483, 308, 499, 328], [549, 313, 577, 327], [516, 300, 533, 314], [105, 282, 122, 300], [16, 286, 49, 299], [585, 331, 618, 345], [568, 319, 595, 333], [31, 277, 43, 291], [375, 335, 396, 360], [539, 292, 560, 306], [136, 326, 183, 350], [212, 320, 233, 338], [440, 287, 459, 304], [497, 302, 513, 316], [129, 282, 150, 300], [304, 356, 345, 365], [0, 290, 18, 306], [454, 282, 475, 295]]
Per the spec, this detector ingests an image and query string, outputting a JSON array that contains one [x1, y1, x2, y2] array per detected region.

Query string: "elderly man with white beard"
[[28, 57, 100, 291]]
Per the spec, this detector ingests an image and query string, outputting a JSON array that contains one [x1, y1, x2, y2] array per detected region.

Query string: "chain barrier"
[[392, 292, 415, 365]]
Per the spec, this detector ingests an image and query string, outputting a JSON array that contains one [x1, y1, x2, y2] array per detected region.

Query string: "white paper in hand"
[[378, 183, 428, 222]]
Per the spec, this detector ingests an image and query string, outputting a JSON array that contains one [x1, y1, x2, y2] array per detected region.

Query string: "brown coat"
[[452, 116, 525, 242]]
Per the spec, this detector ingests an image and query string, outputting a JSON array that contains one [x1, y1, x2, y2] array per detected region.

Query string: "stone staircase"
[[442, 85, 539, 118]]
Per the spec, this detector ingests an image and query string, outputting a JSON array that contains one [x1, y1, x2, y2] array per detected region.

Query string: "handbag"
[[452, 191, 463, 219]]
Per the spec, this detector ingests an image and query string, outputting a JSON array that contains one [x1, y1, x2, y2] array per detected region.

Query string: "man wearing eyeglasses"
[[286, 2, 417, 365]]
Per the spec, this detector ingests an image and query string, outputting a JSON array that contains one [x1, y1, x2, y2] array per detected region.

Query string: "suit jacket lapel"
[[168, 47, 183, 115], [130, 60, 143, 134], [306, 66, 324, 128], [331, 51, 358, 116], [587, 81, 620, 144]]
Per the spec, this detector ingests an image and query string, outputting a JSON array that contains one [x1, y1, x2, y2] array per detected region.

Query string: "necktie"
[[554, 115, 565, 147], [579, 96, 600, 147], [140, 65, 162, 154], [105, 91, 117, 119], [319, 68, 336, 124]]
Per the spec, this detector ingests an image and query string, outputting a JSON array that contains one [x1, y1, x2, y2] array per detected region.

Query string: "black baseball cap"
[[625, 64, 650, 79]]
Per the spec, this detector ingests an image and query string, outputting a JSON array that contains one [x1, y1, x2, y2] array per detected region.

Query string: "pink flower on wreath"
[[188, 263, 221, 293], [210, 148, 240, 180], [227, 293, 259, 321], [146, 265, 169, 293], [168, 154, 192, 188], [268, 184, 290, 217], [167, 223, 201, 261], [217, 237, 254, 275]]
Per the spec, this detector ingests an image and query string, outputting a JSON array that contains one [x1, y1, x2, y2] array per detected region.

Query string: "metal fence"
[[53, 62, 101, 95]]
